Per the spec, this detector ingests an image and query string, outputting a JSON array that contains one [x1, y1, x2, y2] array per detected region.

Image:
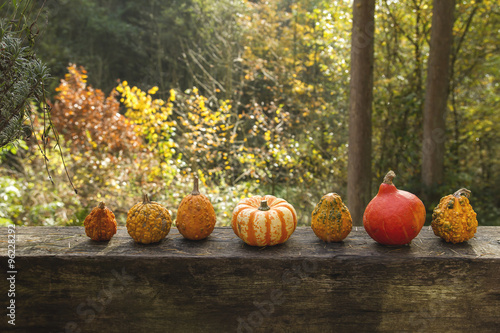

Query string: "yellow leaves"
[[115, 81, 242, 180], [148, 86, 159, 95], [264, 130, 271, 141], [304, 60, 315, 67], [116, 82, 176, 158], [197, 170, 207, 185]]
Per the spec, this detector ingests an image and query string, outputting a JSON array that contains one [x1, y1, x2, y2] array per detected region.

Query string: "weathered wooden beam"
[[1, 226, 499, 332]]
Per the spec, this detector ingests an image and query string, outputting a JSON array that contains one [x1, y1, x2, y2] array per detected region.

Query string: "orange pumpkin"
[[231, 195, 297, 246], [176, 176, 216, 240], [363, 171, 426, 245], [84, 202, 117, 241]]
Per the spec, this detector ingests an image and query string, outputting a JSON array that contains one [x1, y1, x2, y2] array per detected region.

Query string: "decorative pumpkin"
[[431, 188, 477, 243], [311, 193, 352, 242], [126, 194, 172, 244], [176, 176, 216, 240], [231, 195, 297, 246], [84, 202, 117, 241], [363, 171, 426, 245]]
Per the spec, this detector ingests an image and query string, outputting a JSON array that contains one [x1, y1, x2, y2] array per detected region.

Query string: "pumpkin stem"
[[259, 200, 270, 211], [143, 194, 151, 204], [383, 170, 396, 185], [98, 202, 105, 209], [192, 176, 200, 195], [453, 188, 471, 199]]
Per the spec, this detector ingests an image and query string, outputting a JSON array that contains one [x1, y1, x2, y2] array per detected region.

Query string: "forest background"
[[1, 0, 499, 227]]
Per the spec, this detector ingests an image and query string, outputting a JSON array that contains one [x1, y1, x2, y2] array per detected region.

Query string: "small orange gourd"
[[126, 194, 172, 244], [176, 176, 216, 240], [84, 202, 117, 241], [311, 193, 352, 242]]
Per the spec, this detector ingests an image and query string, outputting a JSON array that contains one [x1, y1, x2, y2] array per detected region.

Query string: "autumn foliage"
[[51, 65, 141, 154], [1, 0, 499, 227], [49, 66, 165, 212]]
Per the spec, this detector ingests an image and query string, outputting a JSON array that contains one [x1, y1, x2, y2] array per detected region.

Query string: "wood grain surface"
[[1, 226, 499, 332]]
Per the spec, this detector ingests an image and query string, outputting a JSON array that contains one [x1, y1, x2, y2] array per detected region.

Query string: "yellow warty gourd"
[[431, 188, 477, 244], [126, 194, 172, 244]]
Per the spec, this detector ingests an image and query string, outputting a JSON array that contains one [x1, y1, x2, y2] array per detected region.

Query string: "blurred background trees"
[[0, 0, 499, 226]]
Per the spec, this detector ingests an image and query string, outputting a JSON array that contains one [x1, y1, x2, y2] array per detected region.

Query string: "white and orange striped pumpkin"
[[231, 195, 297, 246]]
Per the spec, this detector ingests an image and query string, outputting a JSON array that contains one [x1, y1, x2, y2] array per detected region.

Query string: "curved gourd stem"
[[98, 202, 105, 209], [142, 194, 151, 204], [192, 176, 200, 196], [259, 200, 270, 211], [383, 170, 396, 185], [453, 188, 471, 199]]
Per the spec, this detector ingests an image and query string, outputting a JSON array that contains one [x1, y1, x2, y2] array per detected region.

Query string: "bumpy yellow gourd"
[[431, 188, 477, 244], [311, 193, 352, 242], [126, 194, 172, 244]]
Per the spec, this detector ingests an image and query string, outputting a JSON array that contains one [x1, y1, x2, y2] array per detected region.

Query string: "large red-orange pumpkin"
[[363, 171, 425, 245], [231, 195, 297, 246]]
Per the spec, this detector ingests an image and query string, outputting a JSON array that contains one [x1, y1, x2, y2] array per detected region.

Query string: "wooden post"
[[348, 0, 376, 225], [422, 0, 456, 202]]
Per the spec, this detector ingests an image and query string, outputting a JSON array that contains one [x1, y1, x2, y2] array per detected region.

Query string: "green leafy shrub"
[[0, 1, 51, 148]]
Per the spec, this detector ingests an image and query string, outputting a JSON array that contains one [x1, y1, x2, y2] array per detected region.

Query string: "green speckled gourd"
[[431, 188, 477, 244], [311, 193, 352, 242]]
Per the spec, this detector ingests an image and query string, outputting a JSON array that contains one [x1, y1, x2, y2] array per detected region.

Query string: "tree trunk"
[[348, 0, 375, 226], [422, 0, 455, 202]]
